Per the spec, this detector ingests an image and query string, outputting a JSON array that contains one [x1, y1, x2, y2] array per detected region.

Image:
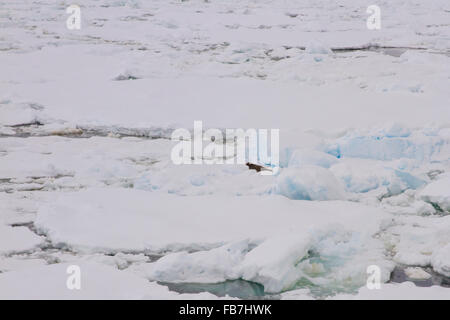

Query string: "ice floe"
[[382, 215, 450, 276], [276, 166, 346, 201], [418, 175, 450, 212], [34, 188, 393, 294], [0, 224, 44, 255], [333, 281, 450, 300], [0, 262, 222, 299]]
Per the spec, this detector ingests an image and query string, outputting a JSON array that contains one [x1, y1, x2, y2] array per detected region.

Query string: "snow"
[[132, 231, 394, 294], [284, 280, 450, 300], [404, 267, 432, 280], [333, 282, 450, 300], [0, 0, 449, 299], [381, 190, 436, 216], [0, 102, 42, 126], [34, 187, 393, 293], [0, 262, 221, 299], [382, 215, 450, 276], [0, 225, 44, 255], [0, 257, 47, 273], [419, 175, 450, 212], [275, 166, 346, 200], [305, 41, 332, 55], [132, 240, 249, 284], [431, 244, 450, 277], [280, 288, 315, 300], [287, 149, 339, 169], [326, 126, 450, 161], [0, 136, 172, 191], [35, 188, 388, 252], [330, 158, 427, 195]]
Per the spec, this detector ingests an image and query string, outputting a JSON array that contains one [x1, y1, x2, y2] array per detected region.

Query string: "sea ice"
[[276, 166, 346, 200], [0, 262, 221, 299], [333, 281, 450, 300], [383, 215, 450, 276], [418, 175, 450, 212], [34, 188, 392, 293], [404, 267, 432, 280], [1, 0, 449, 300], [0, 224, 44, 255]]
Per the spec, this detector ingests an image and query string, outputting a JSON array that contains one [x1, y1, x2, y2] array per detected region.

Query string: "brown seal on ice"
[[246, 162, 268, 172]]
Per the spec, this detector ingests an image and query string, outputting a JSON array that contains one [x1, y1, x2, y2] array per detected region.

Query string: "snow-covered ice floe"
[[332, 281, 450, 300], [280, 281, 450, 300], [383, 215, 450, 277], [0, 262, 225, 300], [418, 174, 450, 213], [34, 188, 394, 295], [0, 224, 44, 255], [2, 124, 448, 298]]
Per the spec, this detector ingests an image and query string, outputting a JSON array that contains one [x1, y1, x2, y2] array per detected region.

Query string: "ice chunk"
[[431, 244, 450, 277], [327, 128, 449, 161], [288, 149, 339, 168], [276, 166, 346, 200], [384, 215, 450, 276], [305, 41, 332, 54], [133, 240, 250, 284], [379, 123, 412, 138], [404, 267, 432, 280], [330, 159, 426, 195], [0, 101, 43, 126], [133, 227, 393, 295], [239, 234, 311, 293], [418, 175, 450, 212], [381, 191, 436, 216], [0, 224, 44, 254], [280, 288, 314, 300]]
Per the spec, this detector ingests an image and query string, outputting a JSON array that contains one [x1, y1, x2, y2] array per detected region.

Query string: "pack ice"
[[0, 0, 449, 299]]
